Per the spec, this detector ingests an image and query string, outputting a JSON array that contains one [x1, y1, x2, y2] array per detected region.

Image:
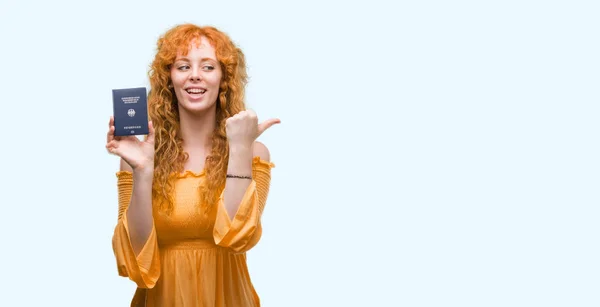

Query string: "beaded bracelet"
[[226, 174, 252, 180]]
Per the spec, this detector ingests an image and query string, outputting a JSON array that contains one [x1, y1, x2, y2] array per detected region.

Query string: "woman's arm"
[[213, 151, 275, 253], [120, 158, 155, 256], [223, 141, 270, 218], [112, 158, 161, 288]]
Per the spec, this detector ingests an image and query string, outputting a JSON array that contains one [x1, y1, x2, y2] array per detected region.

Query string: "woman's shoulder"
[[253, 141, 270, 162], [252, 141, 275, 169]]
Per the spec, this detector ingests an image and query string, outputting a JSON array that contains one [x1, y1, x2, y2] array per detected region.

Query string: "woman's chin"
[[178, 100, 217, 115]]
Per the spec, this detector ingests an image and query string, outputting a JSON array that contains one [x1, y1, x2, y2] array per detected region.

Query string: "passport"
[[112, 87, 149, 136]]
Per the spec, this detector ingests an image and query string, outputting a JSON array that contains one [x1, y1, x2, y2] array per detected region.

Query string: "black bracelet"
[[226, 174, 252, 179]]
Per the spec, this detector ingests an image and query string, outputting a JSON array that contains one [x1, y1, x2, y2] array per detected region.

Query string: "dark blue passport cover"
[[112, 87, 149, 136]]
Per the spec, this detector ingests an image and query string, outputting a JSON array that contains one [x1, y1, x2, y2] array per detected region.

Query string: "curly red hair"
[[146, 24, 248, 219]]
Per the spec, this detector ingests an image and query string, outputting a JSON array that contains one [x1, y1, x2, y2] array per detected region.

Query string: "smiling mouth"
[[186, 88, 206, 94]]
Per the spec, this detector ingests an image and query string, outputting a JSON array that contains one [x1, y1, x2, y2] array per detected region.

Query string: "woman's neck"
[[178, 106, 217, 154]]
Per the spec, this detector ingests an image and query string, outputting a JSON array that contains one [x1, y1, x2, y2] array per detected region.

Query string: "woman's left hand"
[[225, 109, 280, 148]]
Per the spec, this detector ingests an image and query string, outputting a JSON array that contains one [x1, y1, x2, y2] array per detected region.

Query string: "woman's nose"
[[190, 68, 202, 81]]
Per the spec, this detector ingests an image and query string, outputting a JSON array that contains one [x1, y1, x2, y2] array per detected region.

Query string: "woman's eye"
[[178, 65, 190, 70], [203, 66, 214, 71]]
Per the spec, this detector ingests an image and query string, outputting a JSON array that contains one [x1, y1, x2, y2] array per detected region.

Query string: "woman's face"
[[170, 36, 223, 114]]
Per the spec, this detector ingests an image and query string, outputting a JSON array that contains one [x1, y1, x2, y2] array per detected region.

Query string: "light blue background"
[[1, 0, 598, 306]]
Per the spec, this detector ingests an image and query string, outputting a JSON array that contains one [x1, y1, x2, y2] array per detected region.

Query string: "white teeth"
[[186, 89, 206, 94]]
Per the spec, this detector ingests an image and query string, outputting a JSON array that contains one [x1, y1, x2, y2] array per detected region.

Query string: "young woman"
[[106, 23, 279, 306]]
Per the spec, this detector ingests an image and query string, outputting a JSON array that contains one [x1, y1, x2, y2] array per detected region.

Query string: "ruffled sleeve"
[[111, 171, 161, 289], [213, 157, 275, 253]]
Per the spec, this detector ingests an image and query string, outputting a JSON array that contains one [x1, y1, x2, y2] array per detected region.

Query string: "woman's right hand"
[[106, 116, 156, 171]]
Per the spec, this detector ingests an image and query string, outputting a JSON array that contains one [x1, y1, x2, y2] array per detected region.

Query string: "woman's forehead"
[[175, 36, 216, 59]]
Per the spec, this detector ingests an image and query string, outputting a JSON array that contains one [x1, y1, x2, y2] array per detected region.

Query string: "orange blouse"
[[111, 157, 274, 307]]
